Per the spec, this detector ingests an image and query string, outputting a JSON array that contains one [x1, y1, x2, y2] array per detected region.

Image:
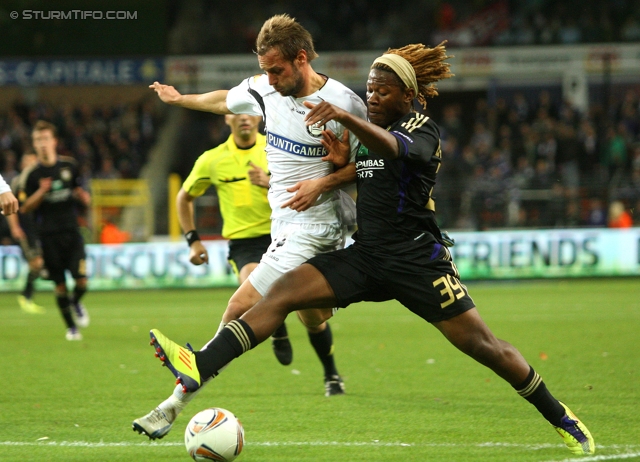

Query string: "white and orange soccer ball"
[[184, 408, 245, 461]]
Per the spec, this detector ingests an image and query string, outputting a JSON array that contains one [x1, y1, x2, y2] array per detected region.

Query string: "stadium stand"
[[0, 97, 161, 184], [1, 0, 638, 236], [166, 0, 640, 54]]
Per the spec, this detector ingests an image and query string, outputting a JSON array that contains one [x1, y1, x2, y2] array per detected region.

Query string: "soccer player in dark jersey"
[[6, 153, 45, 314], [146, 43, 594, 456], [22, 121, 91, 341]]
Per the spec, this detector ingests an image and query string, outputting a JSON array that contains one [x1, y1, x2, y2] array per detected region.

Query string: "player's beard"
[[276, 67, 305, 97]]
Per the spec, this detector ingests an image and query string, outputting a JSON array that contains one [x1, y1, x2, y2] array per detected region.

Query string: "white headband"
[[372, 54, 419, 98]]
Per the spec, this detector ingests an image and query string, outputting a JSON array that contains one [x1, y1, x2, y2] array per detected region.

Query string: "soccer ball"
[[184, 408, 245, 461]]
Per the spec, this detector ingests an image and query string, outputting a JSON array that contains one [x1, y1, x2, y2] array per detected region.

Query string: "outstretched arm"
[[304, 101, 399, 159], [149, 82, 232, 115]]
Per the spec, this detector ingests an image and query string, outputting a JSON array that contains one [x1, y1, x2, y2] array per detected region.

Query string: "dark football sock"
[[23, 270, 38, 299], [195, 319, 257, 379], [308, 323, 339, 378], [514, 366, 566, 426], [56, 294, 75, 329], [72, 286, 87, 305], [272, 322, 288, 339]]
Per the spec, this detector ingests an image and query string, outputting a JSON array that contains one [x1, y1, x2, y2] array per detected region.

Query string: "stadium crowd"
[[0, 97, 160, 189], [2, 87, 638, 233], [2, 0, 639, 234], [172, 87, 640, 231], [433, 88, 640, 230], [167, 0, 640, 55]]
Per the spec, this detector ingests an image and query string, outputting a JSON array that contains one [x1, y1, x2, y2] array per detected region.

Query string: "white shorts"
[[248, 219, 344, 296]]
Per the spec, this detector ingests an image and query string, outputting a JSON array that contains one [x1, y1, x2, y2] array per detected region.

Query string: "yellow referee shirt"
[[182, 133, 271, 239]]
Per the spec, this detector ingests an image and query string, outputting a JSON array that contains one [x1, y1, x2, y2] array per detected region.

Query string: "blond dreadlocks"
[[373, 42, 453, 108]]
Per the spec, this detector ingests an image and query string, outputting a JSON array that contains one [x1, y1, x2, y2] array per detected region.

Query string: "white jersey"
[[0, 174, 10, 194], [226, 74, 366, 224]]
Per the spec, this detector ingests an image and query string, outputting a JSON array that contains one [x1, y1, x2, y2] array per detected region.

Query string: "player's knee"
[[223, 301, 249, 322], [267, 267, 322, 310], [29, 257, 43, 272], [463, 336, 513, 368], [54, 283, 68, 296], [297, 309, 332, 330]]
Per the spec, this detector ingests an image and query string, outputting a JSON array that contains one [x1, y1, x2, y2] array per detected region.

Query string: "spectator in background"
[[535, 90, 558, 120], [95, 157, 122, 180], [512, 93, 530, 122], [1, 149, 19, 185], [585, 198, 607, 227], [602, 125, 628, 185], [607, 200, 633, 228], [536, 129, 558, 171], [100, 215, 131, 244], [520, 123, 539, 164], [470, 121, 494, 156], [556, 123, 581, 194], [440, 104, 465, 142], [527, 158, 555, 227], [577, 120, 599, 177], [621, 16, 640, 41]]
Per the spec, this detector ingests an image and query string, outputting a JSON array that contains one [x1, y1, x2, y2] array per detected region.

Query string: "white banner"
[[0, 228, 638, 291], [449, 228, 640, 279], [0, 240, 237, 291]]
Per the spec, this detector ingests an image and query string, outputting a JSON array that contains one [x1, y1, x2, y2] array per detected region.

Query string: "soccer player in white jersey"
[[133, 14, 366, 440]]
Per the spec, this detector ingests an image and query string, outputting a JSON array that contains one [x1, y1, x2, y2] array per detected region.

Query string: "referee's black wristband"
[[185, 230, 200, 246]]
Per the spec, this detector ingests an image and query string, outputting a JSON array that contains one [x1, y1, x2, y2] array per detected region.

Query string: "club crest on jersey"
[[306, 122, 325, 137], [60, 168, 72, 181]]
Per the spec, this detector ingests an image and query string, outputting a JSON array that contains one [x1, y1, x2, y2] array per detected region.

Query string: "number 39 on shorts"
[[433, 274, 467, 308]]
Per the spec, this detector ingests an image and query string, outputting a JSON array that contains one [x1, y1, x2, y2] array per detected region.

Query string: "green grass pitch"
[[1, 279, 639, 461]]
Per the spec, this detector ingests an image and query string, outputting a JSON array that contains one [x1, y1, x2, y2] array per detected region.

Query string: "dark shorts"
[[40, 229, 87, 285], [227, 234, 272, 277], [307, 238, 476, 323]]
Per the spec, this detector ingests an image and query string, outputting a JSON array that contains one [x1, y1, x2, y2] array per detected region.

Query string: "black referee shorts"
[[40, 229, 87, 285], [227, 234, 272, 277], [307, 238, 476, 323]]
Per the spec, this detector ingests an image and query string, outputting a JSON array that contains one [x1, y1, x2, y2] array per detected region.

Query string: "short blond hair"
[[256, 14, 318, 62], [32, 120, 57, 137]]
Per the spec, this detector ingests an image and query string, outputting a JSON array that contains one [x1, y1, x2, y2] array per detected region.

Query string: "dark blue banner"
[[0, 58, 164, 86]]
